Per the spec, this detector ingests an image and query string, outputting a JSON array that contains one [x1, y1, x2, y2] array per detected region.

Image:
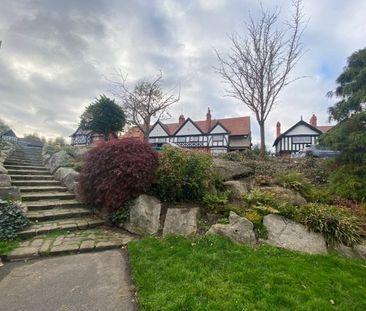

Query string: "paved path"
[[0, 250, 137, 311]]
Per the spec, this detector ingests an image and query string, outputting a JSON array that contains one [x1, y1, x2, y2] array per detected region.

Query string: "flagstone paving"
[[8, 228, 135, 261]]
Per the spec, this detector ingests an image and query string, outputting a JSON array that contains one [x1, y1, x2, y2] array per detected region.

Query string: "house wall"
[[175, 121, 201, 136], [286, 124, 319, 136], [229, 136, 250, 148], [150, 123, 168, 137]]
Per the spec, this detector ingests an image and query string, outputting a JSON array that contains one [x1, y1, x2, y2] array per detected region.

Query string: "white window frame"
[[212, 135, 223, 142], [177, 136, 186, 143], [190, 136, 199, 142]]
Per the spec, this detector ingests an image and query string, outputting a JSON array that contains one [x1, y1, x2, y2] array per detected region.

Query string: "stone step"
[[22, 191, 76, 201], [27, 207, 92, 221], [10, 174, 54, 180], [19, 186, 68, 193], [26, 199, 85, 211], [7, 169, 50, 175], [4, 164, 47, 171], [18, 217, 105, 238], [12, 180, 62, 187], [7, 228, 135, 261], [5, 160, 43, 166], [6, 157, 42, 162]]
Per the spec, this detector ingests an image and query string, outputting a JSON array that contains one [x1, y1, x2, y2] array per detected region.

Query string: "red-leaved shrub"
[[78, 138, 159, 212]]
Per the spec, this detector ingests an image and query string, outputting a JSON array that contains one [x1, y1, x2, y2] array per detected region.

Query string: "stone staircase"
[[4, 145, 104, 238]]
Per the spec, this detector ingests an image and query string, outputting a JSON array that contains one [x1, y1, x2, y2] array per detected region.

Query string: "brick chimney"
[[206, 108, 212, 131], [179, 114, 185, 125], [276, 121, 281, 137], [309, 114, 317, 127]]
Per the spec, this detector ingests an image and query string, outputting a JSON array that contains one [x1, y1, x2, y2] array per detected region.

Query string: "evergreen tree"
[[80, 95, 125, 140]]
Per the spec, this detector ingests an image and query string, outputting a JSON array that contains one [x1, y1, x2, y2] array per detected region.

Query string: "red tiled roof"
[[121, 127, 144, 140], [316, 126, 333, 133], [162, 116, 250, 136]]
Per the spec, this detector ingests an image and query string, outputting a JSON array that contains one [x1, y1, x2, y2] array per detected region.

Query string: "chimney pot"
[[276, 121, 281, 138], [179, 114, 185, 125], [310, 114, 317, 127]]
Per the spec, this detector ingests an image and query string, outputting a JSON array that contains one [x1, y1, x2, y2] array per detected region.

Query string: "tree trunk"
[[143, 117, 151, 143], [259, 121, 266, 155]]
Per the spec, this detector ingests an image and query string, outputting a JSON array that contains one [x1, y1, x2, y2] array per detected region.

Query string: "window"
[[212, 135, 223, 142], [190, 136, 199, 142], [177, 137, 186, 143], [157, 137, 167, 143], [148, 138, 155, 143], [293, 136, 311, 144]]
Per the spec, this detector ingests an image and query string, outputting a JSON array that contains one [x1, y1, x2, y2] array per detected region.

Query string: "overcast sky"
[[1, 0, 365, 147]]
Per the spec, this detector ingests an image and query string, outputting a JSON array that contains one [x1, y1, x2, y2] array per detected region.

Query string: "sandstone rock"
[[0, 174, 11, 187], [47, 150, 72, 174], [263, 214, 327, 254], [354, 244, 366, 259], [0, 164, 7, 174], [54, 167, 79, 191], [213, 158, 254, 181], [0, 187, 21, 200], [207, 211, 256, 245], [163, 207, 199, 237], [262, 186, 307, 206], [224, 180, 249, 200], [42, 153, 51, 164], [124, 195, 161, 235]]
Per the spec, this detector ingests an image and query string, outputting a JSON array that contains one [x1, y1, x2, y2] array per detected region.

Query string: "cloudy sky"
[[0, 0, 365, 147]]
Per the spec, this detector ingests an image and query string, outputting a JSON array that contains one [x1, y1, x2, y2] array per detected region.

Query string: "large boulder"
[[54, 167, 79, 191], [207, 211, 256, 245], [213, 158, 254, 181], [124, 195, 161, 235], [0, 174, 11, 187], [262, 186, 307, 206], [333, 241, 366, 259], [163, 207, 199, 237], [263, 214, 327, 254], [224, 180, 250, 200], [0, 164, 8, 174], [46, 150, 72, 174]]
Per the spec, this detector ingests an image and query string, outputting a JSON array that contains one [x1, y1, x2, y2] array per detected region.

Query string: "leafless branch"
[[215, 0, 305, 152]]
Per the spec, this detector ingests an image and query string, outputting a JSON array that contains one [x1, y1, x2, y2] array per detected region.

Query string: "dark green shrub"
[[153, 147, 214, 202], [298, 203, 361, 247], [201, 191, 230, 212], [275, 171, 313, 200], [0, 200, 30, 240], [328, 164, 366, 202], [108, 200, 134, 226], [242, 188, 278, 208]]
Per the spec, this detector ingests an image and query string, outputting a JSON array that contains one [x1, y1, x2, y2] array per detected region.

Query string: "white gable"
[[210, 124, 227, 134], [286, 124, 319, 136], [175, 120, 201, 136], [149, 122, 169, 137]]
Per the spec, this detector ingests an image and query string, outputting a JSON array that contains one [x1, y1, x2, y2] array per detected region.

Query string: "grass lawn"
[[0, 240, 19, 256], [128, 235, 366, 311]]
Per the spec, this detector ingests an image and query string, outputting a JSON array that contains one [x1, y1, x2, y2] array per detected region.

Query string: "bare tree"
[[216, 0, 305, 152], [109, 71, 180, 142]]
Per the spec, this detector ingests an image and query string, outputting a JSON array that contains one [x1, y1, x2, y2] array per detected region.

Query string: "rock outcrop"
[[224, 180, 250, 200], [263, 214, 327, 254], [207, 211, 256, 245], [163, 207, 199, 237], [261, 187, 307, 206], [124, 195, 161, 235], [54, 167, 79, 191], [46, 151, 72, 174], [213, 159, 254, 181]]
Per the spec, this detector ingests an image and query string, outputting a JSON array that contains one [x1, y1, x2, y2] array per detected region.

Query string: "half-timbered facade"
[[69, 128, 107, 146], [149, 109, 251, 154], [273, 114, 333, 155]]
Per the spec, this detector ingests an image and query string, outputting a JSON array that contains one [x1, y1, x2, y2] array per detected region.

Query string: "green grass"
[[128, 235, 366, 311], [0, 240, 19, 256]]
